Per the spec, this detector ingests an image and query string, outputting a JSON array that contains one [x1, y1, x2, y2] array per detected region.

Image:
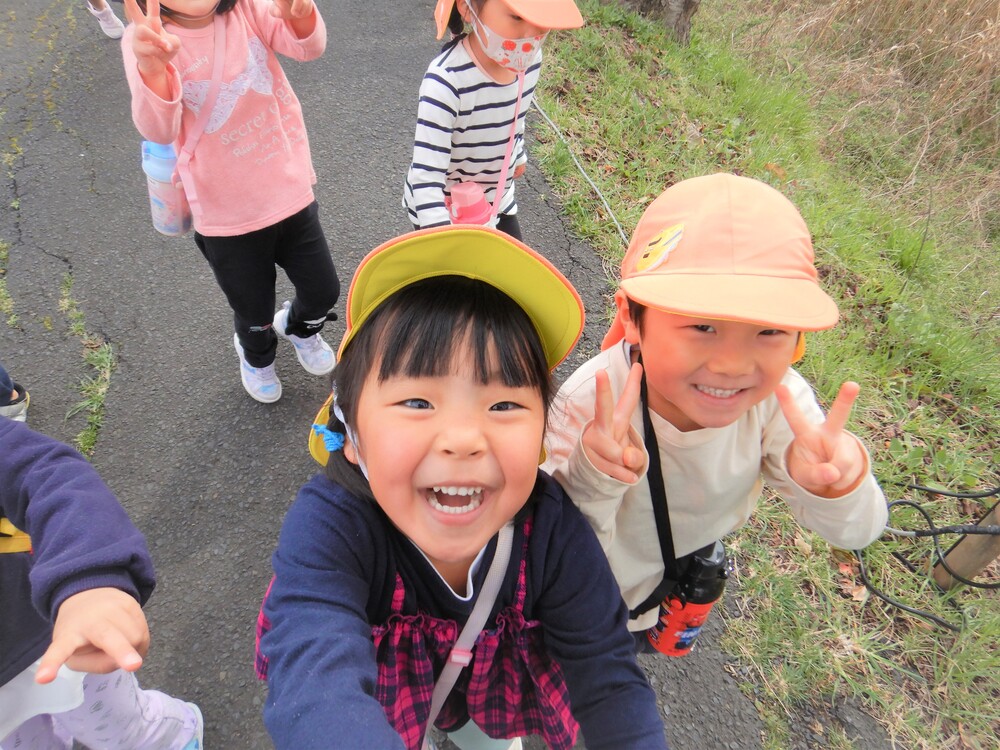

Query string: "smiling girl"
[[255, 227, 669, 750], [122, 0, 340, 403]]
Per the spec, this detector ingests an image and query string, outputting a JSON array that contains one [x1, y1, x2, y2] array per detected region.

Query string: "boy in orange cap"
[[403, 0, 583, 240], [543, 173, 888, 650]]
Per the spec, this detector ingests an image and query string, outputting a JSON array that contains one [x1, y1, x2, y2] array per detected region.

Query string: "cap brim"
[[434, 0, 455, 39], [621, 274, 839, 331], [308, 394, 334, 467], [340, 225, 584, 370], [502, 0, 584, 29]]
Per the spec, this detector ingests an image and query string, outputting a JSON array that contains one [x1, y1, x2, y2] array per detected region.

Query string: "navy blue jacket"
[[261, 470, 668, 749], [0, 418, 156, 686]]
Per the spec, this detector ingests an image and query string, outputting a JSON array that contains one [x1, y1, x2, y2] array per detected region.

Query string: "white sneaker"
[[272, 301, 336, 376], [88, 1, 125, 39], [181, 702, 204, 750], [233, 334, 282, 403], [0, 384, 29, 422]]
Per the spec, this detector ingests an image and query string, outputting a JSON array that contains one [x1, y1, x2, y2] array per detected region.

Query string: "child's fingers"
[[616, 362, 643, 436], [583, 426, 637, 482], [34, 637, 79, 684], [590, 451, 639, 484], [291, 0, 314, 18], [147, 0, 161, 21], [822, 381, 860, 436], [86, 628, 145, 673], [593, 369, 615, 435], [123, 0, 145, 23], [774, 383, 812, 439]]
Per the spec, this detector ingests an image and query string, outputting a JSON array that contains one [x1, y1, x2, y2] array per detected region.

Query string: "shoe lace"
[[293, 333, 326, 354]]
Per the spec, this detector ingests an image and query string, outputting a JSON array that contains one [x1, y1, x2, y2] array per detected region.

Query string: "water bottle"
[[447, 182, 496, 227], [646, 541, 730, 656], [141, 141, 191, 237]]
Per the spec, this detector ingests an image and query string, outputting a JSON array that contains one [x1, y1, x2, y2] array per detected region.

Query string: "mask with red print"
[[467, 3, 546, 72]]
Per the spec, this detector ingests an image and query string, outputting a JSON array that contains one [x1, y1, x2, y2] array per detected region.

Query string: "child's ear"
[[615, 289, 642, 345], [456, 0, 472, 23], [344, 439, 359, 466], [791, 333, 806, 363]]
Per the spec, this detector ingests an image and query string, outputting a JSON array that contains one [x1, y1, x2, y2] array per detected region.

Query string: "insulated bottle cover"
[[141, 141, 192, 237], [647, 541, 730, 656], [447, 182, 496, 227]]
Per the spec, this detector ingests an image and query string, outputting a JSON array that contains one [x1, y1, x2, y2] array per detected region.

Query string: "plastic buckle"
[[449, 648, 473, 666]]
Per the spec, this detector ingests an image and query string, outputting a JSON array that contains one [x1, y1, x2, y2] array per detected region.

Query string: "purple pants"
[[0, 669, 199, 750]]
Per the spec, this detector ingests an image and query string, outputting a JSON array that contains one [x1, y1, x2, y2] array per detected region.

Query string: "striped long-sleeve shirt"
[[403, 36, 541, 228]]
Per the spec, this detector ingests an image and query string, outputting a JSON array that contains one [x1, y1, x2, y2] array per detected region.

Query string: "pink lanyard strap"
[[175, 16, 226, 208], [488, 70, 526, 224]]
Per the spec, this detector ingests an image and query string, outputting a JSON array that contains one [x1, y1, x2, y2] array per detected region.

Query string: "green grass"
[[532, 1, 999, 747], [0, 240, 15, 327], [59, 273, 117, 456]]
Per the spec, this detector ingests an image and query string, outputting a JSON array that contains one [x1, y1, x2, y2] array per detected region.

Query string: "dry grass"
[[762, 1, 999, 154]]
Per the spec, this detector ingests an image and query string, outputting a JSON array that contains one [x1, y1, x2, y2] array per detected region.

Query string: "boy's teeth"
[[428, 487, 483, 515], [696, 385, 740, 398]]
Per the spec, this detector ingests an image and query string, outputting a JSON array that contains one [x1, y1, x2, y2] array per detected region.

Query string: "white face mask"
[[467, 4, 546, 73]]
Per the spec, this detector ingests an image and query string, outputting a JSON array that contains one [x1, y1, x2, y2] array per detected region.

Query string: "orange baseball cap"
[[434, 0, 584, 40], [602, 173, 839, 350]]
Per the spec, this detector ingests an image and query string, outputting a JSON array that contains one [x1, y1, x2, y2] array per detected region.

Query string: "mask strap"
[[333, 399, 370, 480]]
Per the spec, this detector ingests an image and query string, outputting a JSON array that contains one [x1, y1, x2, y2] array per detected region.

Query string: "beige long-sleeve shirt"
[[543, 340, 888, 631]]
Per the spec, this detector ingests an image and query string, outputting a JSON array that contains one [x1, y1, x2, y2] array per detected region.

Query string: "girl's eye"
[[400, 398, 431, 409], [760, 329, 789, 337], [692, 324, 716, 333], [490, 401, 522, 412]]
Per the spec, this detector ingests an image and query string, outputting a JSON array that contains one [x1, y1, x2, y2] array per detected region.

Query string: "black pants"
[[195, 201, 340, 368]]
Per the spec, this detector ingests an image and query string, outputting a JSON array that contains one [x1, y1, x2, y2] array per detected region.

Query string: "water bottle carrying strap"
[[629, 355, 684, 619], [486, 70, 526, 225], [175, 17, 227, 209]]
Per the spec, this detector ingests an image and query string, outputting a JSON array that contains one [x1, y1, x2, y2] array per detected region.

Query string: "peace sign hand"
[[269, 0, 315, 20], [582, 363, 646, 483], [775, 380, 867, 498], [268, 0, 318, 37], [124, 0, 181, 83]]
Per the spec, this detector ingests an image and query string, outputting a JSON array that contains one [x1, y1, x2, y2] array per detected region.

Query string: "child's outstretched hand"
[[269, 0, 317, 37], [270, 0, 314, 19], [124, 0, 181, 86], [775, 381, 867, 498], [582, 363, 645, 483], [34, 587, 150, 684]]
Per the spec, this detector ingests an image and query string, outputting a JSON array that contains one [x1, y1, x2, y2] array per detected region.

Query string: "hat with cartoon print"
[[602, 173, 840, 351], [309, 225, 585, 466], [434, 0, 584, 40]]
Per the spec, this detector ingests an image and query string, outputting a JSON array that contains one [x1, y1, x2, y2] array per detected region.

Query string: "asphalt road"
[[0, 2, 892, 748]]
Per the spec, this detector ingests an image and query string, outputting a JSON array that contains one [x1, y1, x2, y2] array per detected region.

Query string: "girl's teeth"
[[696, 385, 741, 398], [433, 486, 481, 497], [428, 487, 483, 515]]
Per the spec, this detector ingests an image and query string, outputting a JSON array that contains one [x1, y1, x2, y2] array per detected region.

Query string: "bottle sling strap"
[[628, 356, 684, 619], [486, 70, 526, 225], [420, 521, 515, 750]]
